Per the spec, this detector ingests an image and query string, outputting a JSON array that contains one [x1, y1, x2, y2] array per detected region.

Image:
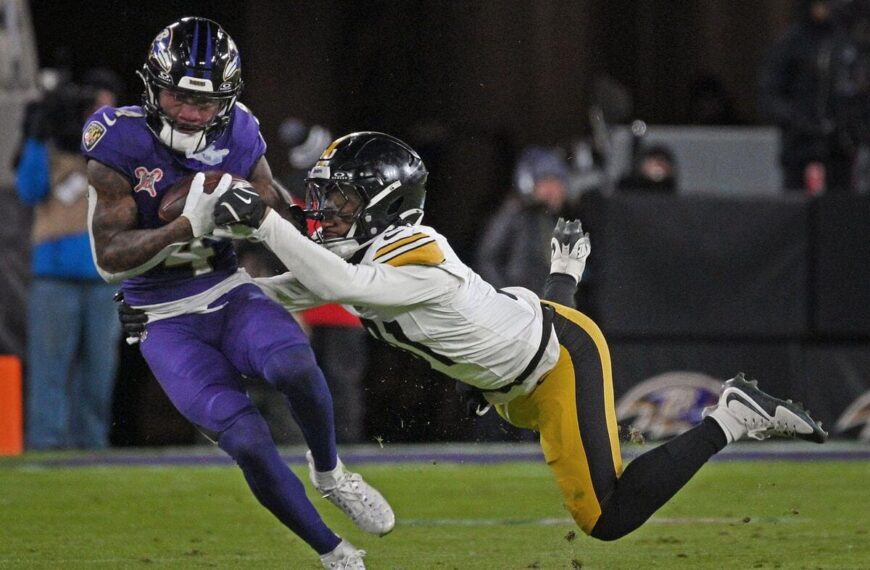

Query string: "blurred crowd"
[[758, 0, 870, 194]]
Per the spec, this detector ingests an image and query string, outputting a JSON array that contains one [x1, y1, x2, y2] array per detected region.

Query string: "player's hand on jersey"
[[214, 183, 268, 228], [455, 382, 491, 418], [114, 291, 148, 345], [550, 217, 591, 283], [181, 172, 233, 238]]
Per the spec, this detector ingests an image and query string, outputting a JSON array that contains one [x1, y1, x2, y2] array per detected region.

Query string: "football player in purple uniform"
[[83, 18, 389, 569]]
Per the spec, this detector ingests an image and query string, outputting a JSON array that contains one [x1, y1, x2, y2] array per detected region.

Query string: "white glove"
[[181, 172, 233, 238], [550, 217, 591, 283]]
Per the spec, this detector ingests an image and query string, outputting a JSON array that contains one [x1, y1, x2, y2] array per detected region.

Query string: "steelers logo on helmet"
[[304, 132, 428, 259], [138, 17, 244, 155]]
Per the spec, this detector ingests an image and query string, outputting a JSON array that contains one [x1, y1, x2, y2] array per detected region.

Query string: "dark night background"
[[29, 0, 797, 257], [21, 1, 868, 446]]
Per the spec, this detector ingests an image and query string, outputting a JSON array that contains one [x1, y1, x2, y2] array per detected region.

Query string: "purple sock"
[[219, 412, 340, 554]]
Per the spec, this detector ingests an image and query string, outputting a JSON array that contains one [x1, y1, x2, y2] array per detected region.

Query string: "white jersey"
[[254, 211, 560, 403]]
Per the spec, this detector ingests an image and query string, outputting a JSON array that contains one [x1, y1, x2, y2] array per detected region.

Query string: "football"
[[157, 170, 242, 223]]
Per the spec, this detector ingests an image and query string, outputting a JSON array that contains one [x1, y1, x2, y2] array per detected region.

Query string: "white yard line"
[[399, 515, 806, 526]]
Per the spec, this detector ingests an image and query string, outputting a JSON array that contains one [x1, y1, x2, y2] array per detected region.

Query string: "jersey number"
[[163, 238, 216, 275]]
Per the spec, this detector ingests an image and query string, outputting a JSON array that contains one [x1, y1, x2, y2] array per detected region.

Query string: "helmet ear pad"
[[356, 178, 427, 238]]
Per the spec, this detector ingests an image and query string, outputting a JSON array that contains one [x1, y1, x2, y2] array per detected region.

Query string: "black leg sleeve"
[[590, 417, 728, 541]]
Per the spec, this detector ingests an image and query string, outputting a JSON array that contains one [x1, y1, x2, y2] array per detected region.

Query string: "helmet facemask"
[[305, 180, 372, 259]]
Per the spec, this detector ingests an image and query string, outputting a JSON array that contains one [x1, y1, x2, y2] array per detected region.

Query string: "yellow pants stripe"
[[496, 302, 622, 533]]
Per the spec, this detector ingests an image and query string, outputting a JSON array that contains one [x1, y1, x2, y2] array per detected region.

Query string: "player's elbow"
[[93, 254, 127, 283], [313, 284, 350, 303], [94, 248, 126, 274], [307, 277, 371, 304], [93, 244, 144, 282]]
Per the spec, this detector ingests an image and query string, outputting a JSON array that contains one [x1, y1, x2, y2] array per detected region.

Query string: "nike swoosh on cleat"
[[234, 192, 252, 204], [725, 391, 770, 418]]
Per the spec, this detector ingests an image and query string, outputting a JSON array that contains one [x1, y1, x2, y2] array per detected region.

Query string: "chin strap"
[[316, 214, 422, 260], [324, 234, 377, 260]]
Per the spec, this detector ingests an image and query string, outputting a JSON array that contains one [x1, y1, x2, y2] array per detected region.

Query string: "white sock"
[[705, 407, 744, 444], [313, 458, 346, 489]]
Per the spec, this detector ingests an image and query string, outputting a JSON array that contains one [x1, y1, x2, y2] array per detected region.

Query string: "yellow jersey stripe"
[[373, 233, 430, 260], [384, 241, 446, 267]]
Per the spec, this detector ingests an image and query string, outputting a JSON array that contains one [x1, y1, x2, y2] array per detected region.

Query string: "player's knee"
[[184, 386, 255, 435], [564, 509, 622, 542], [589, 521, 625, 542], [218, 412, 274, 465], [262, 344, 326, 397], [588, 503, 632, 542]]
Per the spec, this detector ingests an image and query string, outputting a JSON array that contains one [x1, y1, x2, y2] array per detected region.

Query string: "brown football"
[[157, 170, 241, 223]]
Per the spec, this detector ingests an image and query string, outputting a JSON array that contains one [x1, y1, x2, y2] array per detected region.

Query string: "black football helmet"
[[138, 17, 243, 154], [305, 132, 428, 259]]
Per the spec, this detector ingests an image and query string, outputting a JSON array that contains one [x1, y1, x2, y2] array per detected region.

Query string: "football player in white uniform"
[[174, 132, 828, 545]]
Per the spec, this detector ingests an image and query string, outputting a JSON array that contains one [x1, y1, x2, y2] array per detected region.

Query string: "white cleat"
[[703, 373, 828, 444], [320, 539, 366, 570], [307, 450, 396, 536]]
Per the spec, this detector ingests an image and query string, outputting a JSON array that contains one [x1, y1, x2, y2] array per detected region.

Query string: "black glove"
[[286, 204, 308, 233], [455, 382, 491, 418], [114, 291, 148, 345], [214, 184, 268, 228]]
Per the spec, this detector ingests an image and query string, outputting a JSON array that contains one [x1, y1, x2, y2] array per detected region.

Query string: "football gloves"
[[284, 204, 308, 233], [214, 184, 268, 228], [113, 291, 148, 345], [550, 217, 591, 284], [455, 382, 492, 418], [181, 172, 233, 238]]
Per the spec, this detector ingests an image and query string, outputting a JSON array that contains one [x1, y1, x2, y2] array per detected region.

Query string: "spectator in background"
[[15, 68, 123, 450], [757, 0, 852, 193], [279, 118, 370, 444], [81, 67, 126, 113], [616, 144, 678, 194], [829, 0, 870, 194], [688, 74, 740, 126], [476, 146, 573, 294]]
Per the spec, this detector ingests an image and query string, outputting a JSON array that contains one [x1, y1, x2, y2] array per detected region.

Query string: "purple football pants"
[[140, 283, 340, 554]]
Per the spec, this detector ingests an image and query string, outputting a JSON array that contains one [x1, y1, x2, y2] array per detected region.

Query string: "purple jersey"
[[81, 103, 267, 305]]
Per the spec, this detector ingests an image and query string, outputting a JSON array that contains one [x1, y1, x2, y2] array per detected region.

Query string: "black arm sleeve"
[[541, 272, 577, 307]]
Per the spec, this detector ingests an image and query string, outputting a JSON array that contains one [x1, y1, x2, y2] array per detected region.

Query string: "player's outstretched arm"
[[87, 160, 193, 282]]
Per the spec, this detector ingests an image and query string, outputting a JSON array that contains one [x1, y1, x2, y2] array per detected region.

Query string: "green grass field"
[[1, 450, 868, 569]]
